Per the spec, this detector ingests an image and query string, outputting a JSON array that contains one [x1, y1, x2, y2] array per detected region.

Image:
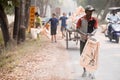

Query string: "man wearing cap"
[[76, 5, 98, 77]]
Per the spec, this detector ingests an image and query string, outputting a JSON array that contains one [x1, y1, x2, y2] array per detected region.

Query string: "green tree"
[[13, 0, 31, 44], [75, 0, 120, 21], [36, 0, 62, 17], [0, 0, 31, 47]]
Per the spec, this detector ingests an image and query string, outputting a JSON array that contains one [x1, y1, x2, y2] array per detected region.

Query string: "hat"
[[85, 5, 95, 11]]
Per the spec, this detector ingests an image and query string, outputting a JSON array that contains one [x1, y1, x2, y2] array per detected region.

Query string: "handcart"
[[65, 28, 81, 49]]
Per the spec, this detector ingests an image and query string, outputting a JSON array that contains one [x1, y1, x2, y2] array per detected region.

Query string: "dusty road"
[[1, 26, 120, 80], [2, 33, 74, 80]]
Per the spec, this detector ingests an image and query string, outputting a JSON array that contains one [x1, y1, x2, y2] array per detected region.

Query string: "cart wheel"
[[66, 31, 69, 49], [116, 37, 119, 43]]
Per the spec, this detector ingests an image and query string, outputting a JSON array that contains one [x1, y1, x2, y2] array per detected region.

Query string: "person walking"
[[47, 13, 59, 43], [59, 13, 68, 38], [35, 12, 42, 28], [76, 5, 98, 78]]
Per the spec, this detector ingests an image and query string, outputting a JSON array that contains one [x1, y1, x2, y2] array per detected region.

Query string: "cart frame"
[[66, 28, 81, 49]]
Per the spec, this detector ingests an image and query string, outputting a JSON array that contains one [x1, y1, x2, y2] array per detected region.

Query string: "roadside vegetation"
[[0, 35, 48, 77]]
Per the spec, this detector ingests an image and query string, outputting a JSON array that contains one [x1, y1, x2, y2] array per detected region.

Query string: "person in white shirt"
[[106, 10, 120, 23], [105, 10, 120, 34]]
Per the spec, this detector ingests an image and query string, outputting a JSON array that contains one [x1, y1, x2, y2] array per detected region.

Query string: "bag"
[[31, 28, 40, 39], [80, 38, 100, 72]]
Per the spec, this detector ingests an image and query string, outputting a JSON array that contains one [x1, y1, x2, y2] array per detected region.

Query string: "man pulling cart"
[[76, 5, 99, 79]]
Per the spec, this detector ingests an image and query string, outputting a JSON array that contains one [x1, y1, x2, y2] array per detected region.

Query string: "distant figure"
[[59, 13, 68, 38], [35, 12, 42, 28], [69, 12, 71, 16], [106, 10, 120, 23], [47, 13, 59, 43], [30, 12, 42, 40], [105, 9, 120, 33]]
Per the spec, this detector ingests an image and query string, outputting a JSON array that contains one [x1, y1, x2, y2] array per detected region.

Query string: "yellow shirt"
[[35, 16, 42, 27]]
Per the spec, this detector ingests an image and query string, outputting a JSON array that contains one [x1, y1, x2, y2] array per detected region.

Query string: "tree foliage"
[[75, 0, 120, 20], [0, 0, 30, 47], [36, 0, 62, 17]]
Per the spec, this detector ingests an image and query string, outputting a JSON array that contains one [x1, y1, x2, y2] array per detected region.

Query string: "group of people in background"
[[46, 12, 68, 43], [34, 12, 68, 43]]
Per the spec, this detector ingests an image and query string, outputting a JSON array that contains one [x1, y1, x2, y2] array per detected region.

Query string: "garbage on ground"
[[31, 28, 42, 39]]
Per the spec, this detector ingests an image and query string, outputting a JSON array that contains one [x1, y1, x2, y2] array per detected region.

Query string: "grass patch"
[[0, 30, 4, 45], [0, 34, 49, 73]]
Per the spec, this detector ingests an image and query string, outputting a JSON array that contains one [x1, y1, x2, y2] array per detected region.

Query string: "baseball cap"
[[85, 5, 95, 11]]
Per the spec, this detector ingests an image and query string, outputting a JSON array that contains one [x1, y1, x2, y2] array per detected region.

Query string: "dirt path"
[[3, 33, 74, 80]]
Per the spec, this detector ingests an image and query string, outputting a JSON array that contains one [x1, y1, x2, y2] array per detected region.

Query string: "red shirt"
[[76, 15, 98, 29]]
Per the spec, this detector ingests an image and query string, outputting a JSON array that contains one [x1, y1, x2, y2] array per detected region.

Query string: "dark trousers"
[[108, 24, 112, 33], [80, 40, 87, 55], [80, 40, 87, 72]]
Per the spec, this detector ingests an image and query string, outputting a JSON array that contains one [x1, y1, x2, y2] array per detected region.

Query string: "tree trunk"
[[42, 0, 49, 17], [39, 4, 44, 17], [25, 0, 31, 28], [17, 0, 26, 44], [0, 4, 10, 47], [114, 0, 120, 7], [101, 0, 111, 21], [13, 7, 20, 40], [36, 0, 44, 17]]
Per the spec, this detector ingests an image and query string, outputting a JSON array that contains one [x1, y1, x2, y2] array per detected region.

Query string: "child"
[[46, 13, 59, 43], [59, 12, 68, 38]]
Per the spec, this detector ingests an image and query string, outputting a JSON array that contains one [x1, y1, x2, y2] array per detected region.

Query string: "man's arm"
[[76, 18, 87, 35], [90, 18, 98, 36], [59, 17, 62, 21], [76, 29, 87, 35], [46, 18, 51, 24], [89, 28, 97, 36]]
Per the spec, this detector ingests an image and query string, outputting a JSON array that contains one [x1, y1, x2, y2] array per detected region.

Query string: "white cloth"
[[31, 28, 42, 39]]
